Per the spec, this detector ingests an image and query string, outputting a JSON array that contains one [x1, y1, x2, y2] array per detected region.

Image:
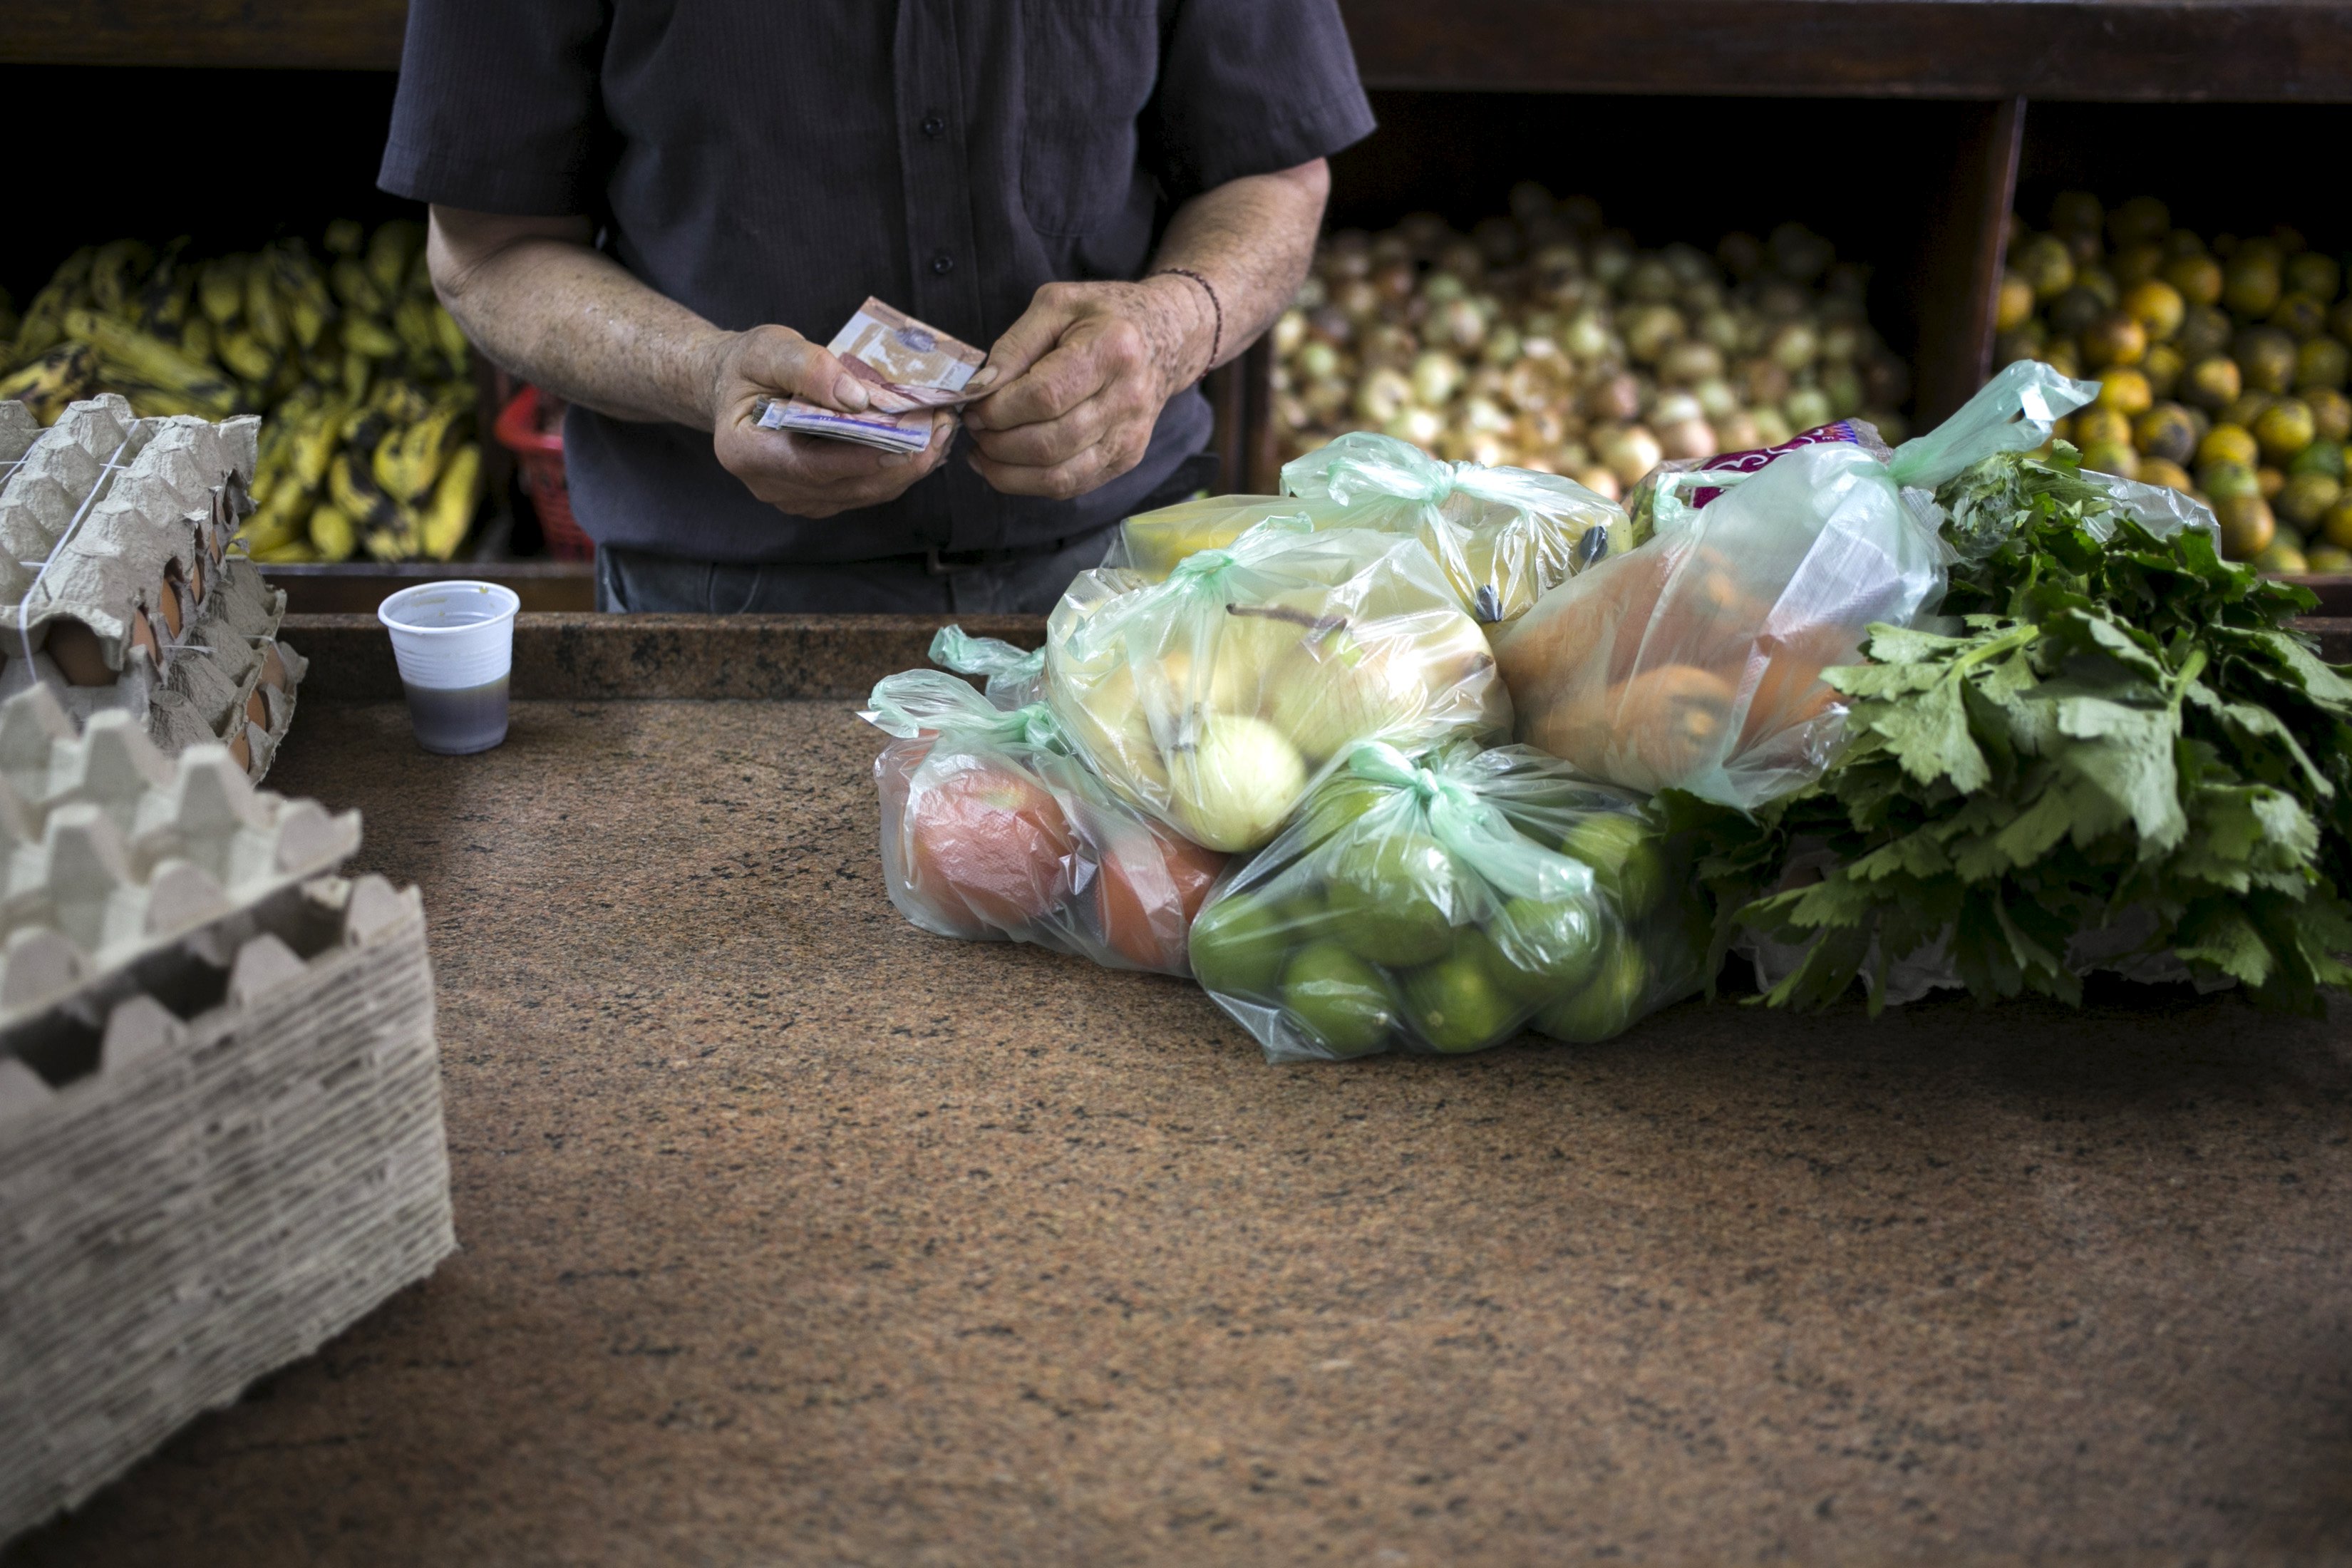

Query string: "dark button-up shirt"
[[379, 0, 1375, 565]]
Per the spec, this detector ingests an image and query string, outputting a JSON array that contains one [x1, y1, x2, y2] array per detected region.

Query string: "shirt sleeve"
[[1144, 0, 1378, 202], [376, 0, 613, 215]]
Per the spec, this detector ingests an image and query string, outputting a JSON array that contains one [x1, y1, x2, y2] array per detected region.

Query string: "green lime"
[[1281, 940, 1397, 1057], [1324, 831, 1456, 967], [1294, 773, 1391, 850], [1530, 939, 1649, 1044], [1401, 929, 1522, 1053], [1188, 894, 1288, 998], [1490, 895, 1606, 1002], [2291, 437, 2346, 480], [1559, 813, 1667, 919]]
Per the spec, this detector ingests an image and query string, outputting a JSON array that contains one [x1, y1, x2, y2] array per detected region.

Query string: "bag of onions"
[[1045, 515, 1510, 854], [1187, 738, 1709, 1061], [1105, 432, 1629, 632], [866, 669, 1227, 975], [1494, 361, 2098, 810]]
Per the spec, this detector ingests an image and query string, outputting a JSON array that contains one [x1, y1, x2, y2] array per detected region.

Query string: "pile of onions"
[[1271, 184, 1914, 500]]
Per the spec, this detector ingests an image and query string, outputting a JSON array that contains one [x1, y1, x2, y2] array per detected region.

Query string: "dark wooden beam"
[[0, 0, 408, 70], [1339, 1, 2352, 103]]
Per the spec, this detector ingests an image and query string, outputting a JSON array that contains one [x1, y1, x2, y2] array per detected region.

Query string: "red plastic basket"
[[493, 385, 594, 560]]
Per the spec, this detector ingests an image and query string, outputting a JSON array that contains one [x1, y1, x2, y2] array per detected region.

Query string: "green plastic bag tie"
[[863, 669, 1069, 751], [1345, 741, 1596, 904], [1284, 429, 1592, 516], [929, 624, 1043, 684]]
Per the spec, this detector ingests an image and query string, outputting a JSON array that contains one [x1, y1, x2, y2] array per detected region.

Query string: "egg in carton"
[[0, 870, 450, 1542], [0, 686, 359, 1032], [0, 399, 301, 780]]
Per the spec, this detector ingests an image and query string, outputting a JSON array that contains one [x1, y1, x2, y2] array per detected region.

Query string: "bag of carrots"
[[1105, 432, 1627, 631], [1187, 738, 1709, 1062], [865, 669, 1226, 974], [1494, 361, 2098, 808]]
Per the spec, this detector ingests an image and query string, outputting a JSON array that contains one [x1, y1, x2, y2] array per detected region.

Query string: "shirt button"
[[930, 252, 956, 276], [921, 113, 945, 138]]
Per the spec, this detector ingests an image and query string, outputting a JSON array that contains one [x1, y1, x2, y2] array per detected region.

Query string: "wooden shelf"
[[262, 559, 593, 615], [1, 0, 406, 70], [1339, 1, 2352, 103]]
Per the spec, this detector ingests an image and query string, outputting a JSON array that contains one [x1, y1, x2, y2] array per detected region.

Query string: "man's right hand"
[[705, 325, 956, 519]]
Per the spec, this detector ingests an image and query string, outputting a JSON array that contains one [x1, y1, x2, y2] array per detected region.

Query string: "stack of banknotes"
[[752, 298, 986, 453]]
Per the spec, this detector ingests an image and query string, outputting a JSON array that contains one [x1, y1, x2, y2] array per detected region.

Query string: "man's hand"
[[963, 277, 1212, 501], [705, 325, 957, 520]]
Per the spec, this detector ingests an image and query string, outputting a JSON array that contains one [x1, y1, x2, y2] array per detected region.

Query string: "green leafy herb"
[[1665, 443, 2352, 1014]]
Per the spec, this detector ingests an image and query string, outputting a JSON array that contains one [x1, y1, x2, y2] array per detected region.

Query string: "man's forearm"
[[426, 209, 729, 429], [1150, 160, 1330, 372]]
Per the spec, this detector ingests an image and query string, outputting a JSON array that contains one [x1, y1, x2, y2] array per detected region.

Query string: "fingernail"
[[967, 366, 1000, 391], [834, 377, 870, 411]]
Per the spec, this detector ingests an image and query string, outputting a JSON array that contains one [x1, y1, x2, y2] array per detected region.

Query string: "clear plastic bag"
[[866, 669, 1227, 974], [1105, 433, 1628, 629], [1188, 739, 1709, 1061], [929, 624, 1046, 709], [1495, 361, 2098, 809], [1046, 516, 1510, 853]]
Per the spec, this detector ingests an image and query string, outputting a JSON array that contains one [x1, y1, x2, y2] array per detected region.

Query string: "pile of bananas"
[[1999, 192, 2352, 569], [1271, 185, 1914, 499], [0, 221, 482, 564]]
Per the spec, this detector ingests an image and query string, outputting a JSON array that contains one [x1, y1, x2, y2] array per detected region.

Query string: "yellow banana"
[[323, 219, 365, 257], [64, 308, 238, 413], [11, 249, 91, 362], [422, 443, 482, 560], [218, 330, 274, 382], [329, 448, 404, 535], [0, 344, 98, 422], [88, 239, 153, 318], [197, 257, 244, 326], [431, 303, 470, 371], [307, 502, 358, 562], [292, 401, 347, 492], [243, 256, 287, 351], [329, 256, 384, 316], [370, 377, 433, 425], [374, 406, 462, 500], [269, 246, 336, 349], [341, 314, 400, 359], [393, 296, 439, 362], [365, 221, 424, 300], [250, 538, 319, 564], [180, 317, 213, 364], [342, 350, 371, 405], [135, 239, 193, 332]]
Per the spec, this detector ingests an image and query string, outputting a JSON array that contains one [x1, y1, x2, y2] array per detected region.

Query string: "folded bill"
[[753, 298, 988, 453]]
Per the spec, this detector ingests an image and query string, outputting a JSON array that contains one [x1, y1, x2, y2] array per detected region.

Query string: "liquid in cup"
[[376, 582, 520, 755]]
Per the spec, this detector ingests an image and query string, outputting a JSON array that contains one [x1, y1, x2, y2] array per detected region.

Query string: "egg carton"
[[0, 871, 451, 1543], [0, 684, 359, 1034], [0, 400, 38, 471], [0, 398, 299, 781]]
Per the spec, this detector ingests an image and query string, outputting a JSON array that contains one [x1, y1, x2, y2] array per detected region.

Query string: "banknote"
[[752, 299, 988, 453]]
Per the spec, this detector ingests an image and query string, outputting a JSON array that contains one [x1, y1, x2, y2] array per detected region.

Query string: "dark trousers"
[[593, 454, 1220, 614]]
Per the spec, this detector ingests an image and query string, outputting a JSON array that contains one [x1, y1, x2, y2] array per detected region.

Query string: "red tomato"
[[904, 758, 1075, 929], [1095, 823, 1228, 971]]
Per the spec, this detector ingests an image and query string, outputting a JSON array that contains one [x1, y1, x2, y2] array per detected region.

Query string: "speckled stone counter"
[[10, 621, 2352, 1566]]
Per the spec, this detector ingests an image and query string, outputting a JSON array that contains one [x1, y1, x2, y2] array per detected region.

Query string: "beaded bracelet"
[[1150, 267, 1222, 379]]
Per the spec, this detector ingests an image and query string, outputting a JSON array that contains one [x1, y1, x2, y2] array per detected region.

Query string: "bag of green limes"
[[1103, 432, 1626, 631], [1045, 515, 1509, 855], [1187, 738, 1709, 1061]]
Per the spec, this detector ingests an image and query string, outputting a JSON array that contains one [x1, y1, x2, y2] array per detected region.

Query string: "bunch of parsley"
[[1666, 443, 2352, 1013]]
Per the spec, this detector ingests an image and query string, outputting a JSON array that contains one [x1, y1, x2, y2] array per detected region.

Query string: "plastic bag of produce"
[[1105, 433, 1627, 630], [866, 669, 1227, 974], [1046, 516, 1510, 853], [929, 624, 1046, 709], [1188, 739, 1708, 1061], [1495, 361, 2098, 808]]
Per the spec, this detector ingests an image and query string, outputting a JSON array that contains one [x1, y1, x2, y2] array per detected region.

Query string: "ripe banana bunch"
[[0, 220, 483, 565]]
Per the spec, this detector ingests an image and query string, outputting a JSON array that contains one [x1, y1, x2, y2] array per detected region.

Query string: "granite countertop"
[[11, 617, 2352, 1566]]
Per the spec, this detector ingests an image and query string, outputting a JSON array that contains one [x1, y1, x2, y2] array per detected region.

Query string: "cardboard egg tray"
[[0, 396, 305, 782], [0, 869, 450, 1542]]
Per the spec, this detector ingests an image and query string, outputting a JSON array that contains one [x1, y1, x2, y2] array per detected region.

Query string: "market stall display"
[[1188, 739, 1707, 1061], [0, 222, 481, 564], [1269, 188, 1914, 496], [0, 683, 450, 1543], [1996, 191, 2352, 569], [0, 395, 308, 780]]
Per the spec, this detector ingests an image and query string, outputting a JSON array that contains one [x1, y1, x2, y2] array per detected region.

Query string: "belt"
[[922, 534, 1095, 576]]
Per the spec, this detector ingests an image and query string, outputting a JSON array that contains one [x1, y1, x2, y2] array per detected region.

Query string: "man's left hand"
[[964, 277, 1212, 500]]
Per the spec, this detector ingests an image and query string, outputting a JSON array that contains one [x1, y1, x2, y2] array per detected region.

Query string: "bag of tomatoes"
[[1103, 433, 1626, 633], [1187, 738, 1710, 1063], [866, 669, 1228, 974], [1045, 515, 1510, 857], [1495, 361, 2095, 810]]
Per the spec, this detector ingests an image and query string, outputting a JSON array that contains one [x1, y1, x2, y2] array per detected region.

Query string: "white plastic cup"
[[377, 582, 521, 755]]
